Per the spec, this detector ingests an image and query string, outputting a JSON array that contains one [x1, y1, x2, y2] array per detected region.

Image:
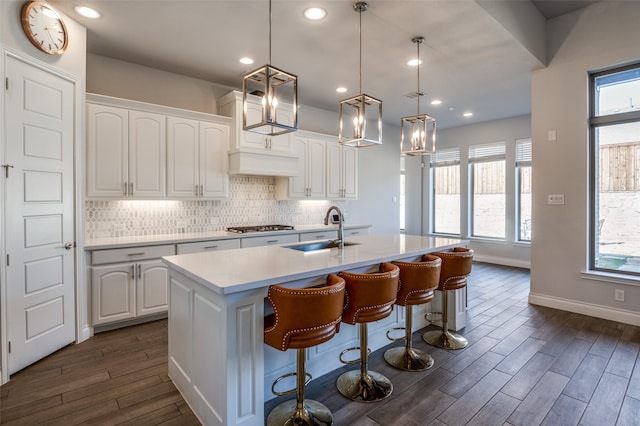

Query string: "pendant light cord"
[[417, 40, 420, 114], [359, 5, 362, 94], [268, 0, 272, 64]]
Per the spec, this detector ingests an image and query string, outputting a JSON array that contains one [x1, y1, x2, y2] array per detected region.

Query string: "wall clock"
[[20, 1, 69, 55]]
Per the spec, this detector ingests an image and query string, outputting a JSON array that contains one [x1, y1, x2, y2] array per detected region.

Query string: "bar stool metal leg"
[[383, 305, 434, 371], [267, 349, 333, 426], [336, 323, 393, 402], [423, 289, 468, 349]]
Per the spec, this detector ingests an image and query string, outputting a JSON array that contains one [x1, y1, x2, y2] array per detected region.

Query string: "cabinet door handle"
[[138, 263, 142, 279], [130, 264, 135, 279], [129, 182, 133, 197], [127, 252, 145, 256], [124, 182, 128, 196], [267, 240, 278, 244], [195, 185, 199, 196], [200, 185, 204, 196], [203, 245, 219, 250]]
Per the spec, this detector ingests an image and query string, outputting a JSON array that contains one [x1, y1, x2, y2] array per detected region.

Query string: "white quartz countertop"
[[84, 224, 371, 250], [162, 233, 468, 295]]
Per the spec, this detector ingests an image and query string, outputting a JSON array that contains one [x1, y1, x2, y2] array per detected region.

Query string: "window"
[[590, 64, 640, 276], [431, 148, 460, 234], [469, 142, 506, 239], [400, 156, 405, 231], [516, 139, 532, 241]]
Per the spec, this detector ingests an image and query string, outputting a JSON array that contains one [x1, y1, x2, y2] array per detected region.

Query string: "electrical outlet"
[[615, 289, 625, 302], [547, 194, 565, 205]]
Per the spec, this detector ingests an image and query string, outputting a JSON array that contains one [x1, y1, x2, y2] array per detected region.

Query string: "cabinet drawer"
[[177, 239, 241, 254], [345, 228, 369, 237], [241, 233, 299, 248], [91, 244, 175, 265], [299, 231, 337, 242]]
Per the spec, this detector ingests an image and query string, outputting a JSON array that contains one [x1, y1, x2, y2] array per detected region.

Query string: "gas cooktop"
[[227, 225, 294, 234]]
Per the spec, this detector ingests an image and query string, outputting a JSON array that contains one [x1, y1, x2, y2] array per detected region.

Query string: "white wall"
[[405, 114, 532, 268], [86, 54, 401, 234], [530, 1, 640, 325]]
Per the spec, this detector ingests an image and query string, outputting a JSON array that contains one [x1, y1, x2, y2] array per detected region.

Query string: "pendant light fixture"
[[338, 2, 382, 147], [400, 37, 436, 156], [242, 0, 298, 136]]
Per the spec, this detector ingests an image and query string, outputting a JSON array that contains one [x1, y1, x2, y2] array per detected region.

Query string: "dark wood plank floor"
[[2, 263, 640, 425]]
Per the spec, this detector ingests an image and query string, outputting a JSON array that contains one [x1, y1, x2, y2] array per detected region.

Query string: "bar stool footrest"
[[271, 371, 312, 397], [385, 327, 406, 342], [336, 370, 393, 402], [266, 399, 333, 426], [339, 346, 371, 365], [424, 311, 443, 325]]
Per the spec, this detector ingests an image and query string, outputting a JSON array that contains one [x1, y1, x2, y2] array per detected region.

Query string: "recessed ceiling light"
[[336, 87, 347, 93], [463, 112, 473, 117], [407, 59, 423, 67], [239, 57, 254, 65], [431, 99, 442, 105], [74, 5, 101, 19], [304, 7, 327, 20]]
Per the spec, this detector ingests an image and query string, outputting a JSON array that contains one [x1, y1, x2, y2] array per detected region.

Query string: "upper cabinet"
[[275, 134, 327, 200], [86, 94, 230, 200], [87, 104, 166, 198], [219, 91, 298, 176], [166, 117, 229, 199], [327, 142, 358, 199]]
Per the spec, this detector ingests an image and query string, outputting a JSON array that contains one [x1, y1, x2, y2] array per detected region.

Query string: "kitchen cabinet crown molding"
[[87, 93, 231, 125]]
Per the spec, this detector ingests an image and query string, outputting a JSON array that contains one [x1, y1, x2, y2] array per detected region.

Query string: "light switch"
[[547, 194, 565, 205]]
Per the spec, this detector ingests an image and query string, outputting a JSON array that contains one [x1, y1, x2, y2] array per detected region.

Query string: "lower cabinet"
[[90, 244, 175, 326], [240, 233, 299, 248], [176, 238, 240, 254]]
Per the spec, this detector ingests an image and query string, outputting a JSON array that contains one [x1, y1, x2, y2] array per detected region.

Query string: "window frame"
[[430, 147, 461, 236], [588, 62, 640, 277], [515, 138, 532, 243], [468, 142, 507, 240]]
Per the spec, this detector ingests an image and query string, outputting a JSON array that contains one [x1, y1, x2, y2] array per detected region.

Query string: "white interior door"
[[4, 56, 75, 375]]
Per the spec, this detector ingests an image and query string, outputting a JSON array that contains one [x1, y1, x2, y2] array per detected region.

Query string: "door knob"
[[64, 242, 75, 250]]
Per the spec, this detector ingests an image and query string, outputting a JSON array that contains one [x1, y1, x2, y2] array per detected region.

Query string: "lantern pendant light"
[[400, 37, 436, 156], [242, 0, 298, 136], [338, 2, 382, 147]]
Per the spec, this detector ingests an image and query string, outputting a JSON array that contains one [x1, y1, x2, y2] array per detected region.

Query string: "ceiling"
[[50, 0, 596, 129]]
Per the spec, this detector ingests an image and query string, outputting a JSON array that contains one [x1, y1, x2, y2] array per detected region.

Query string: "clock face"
[[21, 1, 69, 55]]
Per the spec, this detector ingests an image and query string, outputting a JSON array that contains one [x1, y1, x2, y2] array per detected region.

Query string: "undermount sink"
[[285, 240, 359, 252]]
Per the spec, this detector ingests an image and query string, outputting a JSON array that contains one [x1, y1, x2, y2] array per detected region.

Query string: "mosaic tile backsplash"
[[85, 176, 347, 239]]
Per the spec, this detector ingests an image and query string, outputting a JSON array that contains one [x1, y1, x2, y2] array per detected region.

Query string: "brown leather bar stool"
[[264, 274, 346, 426], [423, 247, 474, 350], [336, 263, 400, 402], [384, 255, 442, 371]]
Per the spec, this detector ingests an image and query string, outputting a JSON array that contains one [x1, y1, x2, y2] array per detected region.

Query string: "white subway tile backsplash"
[[85, 176, 346, 239]]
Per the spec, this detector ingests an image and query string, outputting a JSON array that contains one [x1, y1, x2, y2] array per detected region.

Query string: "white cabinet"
[[167, 117, 229, 199], [90, 244, 175, 326], [240, 233, 299, 248], [219, 91, 298, 176], [275, 135, 326, 199], [87, 103, 166, 198], [176, 238, 241, 254], [220, 91, 292, 152], [327, 142, 358, 199], [299, 226, 370, 242]]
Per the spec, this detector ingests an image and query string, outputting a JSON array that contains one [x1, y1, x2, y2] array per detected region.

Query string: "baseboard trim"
[[472, 255, 530, 269], [528, 292, 640, 326]]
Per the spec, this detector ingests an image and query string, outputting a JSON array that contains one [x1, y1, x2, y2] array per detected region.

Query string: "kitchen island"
[[162, 233, 467, 426]]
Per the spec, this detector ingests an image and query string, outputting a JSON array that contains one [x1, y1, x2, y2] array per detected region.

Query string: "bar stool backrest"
[[264, 274, 346, 351], [430, 247, 474, 291], [392, 255, 442, 306], [339, 263, 400, 325]]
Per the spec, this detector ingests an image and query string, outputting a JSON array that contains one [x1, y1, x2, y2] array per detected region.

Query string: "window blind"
[[515, 138, 532, 166], [430, 147, 460, 167], [468, 141, 505, 163]]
